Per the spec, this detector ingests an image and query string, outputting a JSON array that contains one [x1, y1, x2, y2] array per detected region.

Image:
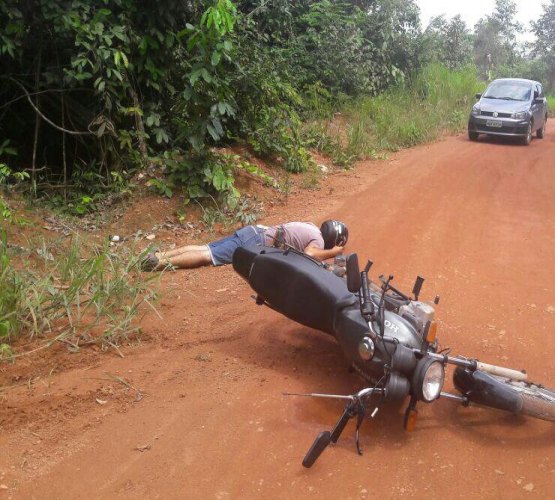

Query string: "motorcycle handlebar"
[[475, 361, 527, 381], [360, 272, 374, 318], [416, 348, 528, 381]]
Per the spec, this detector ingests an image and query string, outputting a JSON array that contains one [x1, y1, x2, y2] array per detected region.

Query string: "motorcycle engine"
[[398, 301, 435, 335]]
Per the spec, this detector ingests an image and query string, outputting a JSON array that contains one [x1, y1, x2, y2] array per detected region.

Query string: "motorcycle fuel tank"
[[380, 310, 423, 349]]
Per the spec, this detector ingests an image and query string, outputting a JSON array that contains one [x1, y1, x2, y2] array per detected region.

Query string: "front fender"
[[453, 368, 523, 414]]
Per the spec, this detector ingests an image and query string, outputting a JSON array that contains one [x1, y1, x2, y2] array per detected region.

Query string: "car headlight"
[[512, 111, 528, 120], [412, 358, 445, 402], [471, 106, 481, 116]]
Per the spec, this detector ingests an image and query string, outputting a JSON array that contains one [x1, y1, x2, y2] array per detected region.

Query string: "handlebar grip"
[[476, 361, 527, 381], [360, 273, 374, 317]]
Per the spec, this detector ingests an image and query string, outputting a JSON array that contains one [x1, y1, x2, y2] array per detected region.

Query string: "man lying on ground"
[[141, 220, 348, 271]]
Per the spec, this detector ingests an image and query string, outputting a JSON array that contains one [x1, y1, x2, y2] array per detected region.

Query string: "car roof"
[[490, 78, 539, 86]]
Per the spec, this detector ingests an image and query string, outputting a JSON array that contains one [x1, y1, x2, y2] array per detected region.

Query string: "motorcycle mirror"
[[412, 276, 424, 300], [346, 253, 362, 293]]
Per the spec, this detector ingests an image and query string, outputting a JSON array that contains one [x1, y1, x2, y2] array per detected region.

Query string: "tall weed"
[[304, 64, 484, 164], [0, 229, 157, 359]]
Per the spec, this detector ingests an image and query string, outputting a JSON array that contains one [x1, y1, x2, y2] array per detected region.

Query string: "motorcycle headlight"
[[412, 358, 445, 402], [471, 106, 481, 116], [512, 111, 528, 120]]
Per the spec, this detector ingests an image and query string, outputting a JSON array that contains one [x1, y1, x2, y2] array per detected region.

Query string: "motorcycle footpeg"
[[302, 431, 332, 468]]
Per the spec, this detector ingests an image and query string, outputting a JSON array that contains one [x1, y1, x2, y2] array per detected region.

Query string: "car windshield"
[[483, 81, 532, 101]]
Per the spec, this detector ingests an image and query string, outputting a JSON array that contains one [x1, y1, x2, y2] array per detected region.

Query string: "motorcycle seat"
[[233, 246, 356, 335]]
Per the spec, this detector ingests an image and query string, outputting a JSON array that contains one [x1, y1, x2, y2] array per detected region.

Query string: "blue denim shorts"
[[207, 225, 266, 266]]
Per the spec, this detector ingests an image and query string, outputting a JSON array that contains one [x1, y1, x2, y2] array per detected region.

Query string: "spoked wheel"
[[453, 368, 555, 422], [496, 378, 555, 422]]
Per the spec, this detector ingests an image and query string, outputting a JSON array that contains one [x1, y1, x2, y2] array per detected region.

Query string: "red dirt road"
[[2, 131, 555, 498]]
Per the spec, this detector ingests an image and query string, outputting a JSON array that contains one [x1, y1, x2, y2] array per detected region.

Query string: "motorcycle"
[[232, 244, 555, 468]]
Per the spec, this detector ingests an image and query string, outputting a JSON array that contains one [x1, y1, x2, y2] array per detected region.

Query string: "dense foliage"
[[0, 0, 421, 209], [0, 0, 553, 213]]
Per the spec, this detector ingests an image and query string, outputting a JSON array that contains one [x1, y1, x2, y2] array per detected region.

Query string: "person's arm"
[[304, 244, 344, 261]]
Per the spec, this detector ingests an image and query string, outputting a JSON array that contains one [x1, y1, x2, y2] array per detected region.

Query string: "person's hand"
[[331, 245, 344, 256]]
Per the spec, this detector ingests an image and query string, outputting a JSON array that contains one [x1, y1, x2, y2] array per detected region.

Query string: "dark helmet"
[[320, 220, 348, 249]]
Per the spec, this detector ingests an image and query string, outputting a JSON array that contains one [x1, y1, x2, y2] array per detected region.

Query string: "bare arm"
[[304, 244, 344, 262]]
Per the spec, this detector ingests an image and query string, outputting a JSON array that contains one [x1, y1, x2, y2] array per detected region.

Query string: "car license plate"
[[486, 120, 502, 128]]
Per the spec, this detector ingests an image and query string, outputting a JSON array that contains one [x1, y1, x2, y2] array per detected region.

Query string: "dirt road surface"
[[2, 131, 555, 498]]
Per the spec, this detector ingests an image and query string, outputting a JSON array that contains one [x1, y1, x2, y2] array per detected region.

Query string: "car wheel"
[[523, 122, 532, 145], [468, 130, 479, 141], [537, 116, 547, 139]]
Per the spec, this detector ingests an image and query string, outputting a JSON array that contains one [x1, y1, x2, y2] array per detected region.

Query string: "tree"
[[531, 0, 555, 90], [473, 0, 523, 79], [424, 14, 472, 70], [490, 0, 523, 57]]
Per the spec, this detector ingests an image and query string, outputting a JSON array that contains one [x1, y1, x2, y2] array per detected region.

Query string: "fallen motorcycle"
[[232, 245, 555, 467]]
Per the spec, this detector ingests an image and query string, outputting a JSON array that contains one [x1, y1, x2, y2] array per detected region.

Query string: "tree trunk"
[[129, 88, 151, 169]]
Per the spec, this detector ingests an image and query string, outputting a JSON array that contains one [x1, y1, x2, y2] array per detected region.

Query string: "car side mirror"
[[534, 97, 543, 104], [346, 253, 362, 293], [475, 93, 482, 99], [533, 90, 539, 99]]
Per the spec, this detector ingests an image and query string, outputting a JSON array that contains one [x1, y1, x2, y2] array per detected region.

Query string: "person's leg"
[[156, 245, 208, 259], [156, 245, 212, 269]]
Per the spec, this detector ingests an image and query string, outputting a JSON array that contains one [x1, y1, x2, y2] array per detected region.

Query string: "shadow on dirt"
[[430, 397, 555, 450], [220, 314, 555, 452], [460, 135, 539, 147]]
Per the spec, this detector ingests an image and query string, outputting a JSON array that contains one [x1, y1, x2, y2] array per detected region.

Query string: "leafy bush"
[[0, 0, 423, 209]]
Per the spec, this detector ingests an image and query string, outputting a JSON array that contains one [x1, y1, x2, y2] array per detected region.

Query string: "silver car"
[[468, 78, 548, 145]]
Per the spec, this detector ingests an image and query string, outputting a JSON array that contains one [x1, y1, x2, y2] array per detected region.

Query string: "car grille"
[[476, 124, 527, 134], [480, 111, 512, 118]]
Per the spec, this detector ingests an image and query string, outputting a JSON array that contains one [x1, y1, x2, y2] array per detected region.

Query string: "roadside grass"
[[547, 95, 555, 118], [0, 227, 158, 360], [303, 64, 483, 166]]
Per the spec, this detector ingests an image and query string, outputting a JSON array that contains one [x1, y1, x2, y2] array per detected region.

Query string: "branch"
[[0, 87, 92, 111], [247, 0, 274, 17], [8, 78, 94, 136]]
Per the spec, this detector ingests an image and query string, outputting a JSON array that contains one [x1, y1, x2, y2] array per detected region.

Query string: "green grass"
[[0, 228, 158, 360], [303, 64, 484, 165]]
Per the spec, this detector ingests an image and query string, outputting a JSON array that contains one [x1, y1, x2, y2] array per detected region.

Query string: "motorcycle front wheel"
[[498, 378, 555, 422], [453, 368, 555, 422]]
